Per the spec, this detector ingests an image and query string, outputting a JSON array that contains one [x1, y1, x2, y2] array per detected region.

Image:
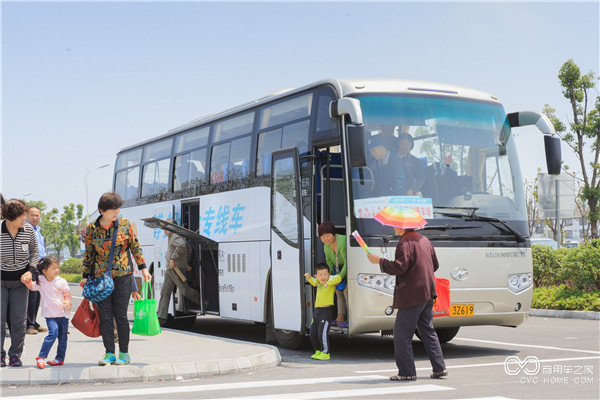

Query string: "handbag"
[[131, 281, 161, 336], [82, 219, 118, 303], [432, 277, 451, 317], [71, 298, 101, 337]]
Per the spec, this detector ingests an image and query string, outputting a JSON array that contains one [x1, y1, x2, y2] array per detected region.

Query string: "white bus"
[[113, 79, 561, 348]]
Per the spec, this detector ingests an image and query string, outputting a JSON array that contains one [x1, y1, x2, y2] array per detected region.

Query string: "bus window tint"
[[314, 87, 339, 140], [115, 167, 139, 200], [142, 159, 169, 197], [281, 120, 309, 154], [259, 93, 312, 130], [142, 138, 173, 162], [116, 149, 142, 170], [210, 143, 229, 183], [229, 137, 251, 180], [174, 149, 206, 191], [214, 112, 254, 142], [257, 128, 282, 176], [175, 127, 210, 152]]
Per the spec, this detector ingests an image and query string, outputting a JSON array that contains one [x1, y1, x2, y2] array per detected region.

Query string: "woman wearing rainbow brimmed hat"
[[366, 206, 447, 382]]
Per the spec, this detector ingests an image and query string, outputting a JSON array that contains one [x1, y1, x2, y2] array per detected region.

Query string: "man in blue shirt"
[[26, 206, 47, 334], [368, 134, 407, 196]]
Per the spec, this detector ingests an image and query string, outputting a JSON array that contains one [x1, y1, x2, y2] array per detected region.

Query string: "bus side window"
[[256, 128, 282, 176]]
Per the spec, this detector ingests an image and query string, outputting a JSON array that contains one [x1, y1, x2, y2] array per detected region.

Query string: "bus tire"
[[434, 327, 460, 343], [414, 326, 460, 343]]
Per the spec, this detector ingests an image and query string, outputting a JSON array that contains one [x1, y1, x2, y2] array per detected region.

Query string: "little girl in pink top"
[[21, 256, 71, 369]]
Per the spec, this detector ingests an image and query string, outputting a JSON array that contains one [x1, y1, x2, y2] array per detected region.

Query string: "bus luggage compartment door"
[[270, 149, 305, 332]]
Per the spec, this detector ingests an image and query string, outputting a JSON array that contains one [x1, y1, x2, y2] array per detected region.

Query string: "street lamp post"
[[84, 164, 110, 217]]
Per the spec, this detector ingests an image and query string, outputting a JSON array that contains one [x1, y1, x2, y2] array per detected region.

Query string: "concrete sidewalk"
[[0, 320, 281, 386]]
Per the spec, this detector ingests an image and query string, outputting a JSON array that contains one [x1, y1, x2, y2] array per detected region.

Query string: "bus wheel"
[[273, 329, 305, 350], [414, 327, 460, 343], [435, 327, 460, 343]]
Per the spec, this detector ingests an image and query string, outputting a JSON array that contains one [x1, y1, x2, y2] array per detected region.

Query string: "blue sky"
[[2, 0, 598, 212]]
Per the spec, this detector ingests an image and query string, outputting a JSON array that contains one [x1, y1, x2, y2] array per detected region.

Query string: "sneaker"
[[337, 321, 349, 328], [115, 352, 130, 365], [26, 328, 38, 335], [98, 352, 116, 366], [315, 352, 330, 360], [329, 320, 338, 327], [47, 359, 64, 366], [311, 350, 322, 359], [9, 355, 22, 367], [35, 357, 46, 369]]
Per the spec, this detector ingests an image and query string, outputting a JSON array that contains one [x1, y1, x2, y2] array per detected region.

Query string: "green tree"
[[39, 203, 85, 261], [544, 59, 600, 239]]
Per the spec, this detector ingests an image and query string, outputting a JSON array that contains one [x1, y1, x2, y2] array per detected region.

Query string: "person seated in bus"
[[211, 159, 226, 183], [396, 132, 426, 196], [304, 263, 342, 361], [318, 222, 347, 327], [157, 221, 201, 325], [367, 134, 407, 196]]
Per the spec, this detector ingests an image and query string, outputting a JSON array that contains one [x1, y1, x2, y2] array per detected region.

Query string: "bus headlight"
[[507, 273, 533, 293], [358, 274, 395, 295]]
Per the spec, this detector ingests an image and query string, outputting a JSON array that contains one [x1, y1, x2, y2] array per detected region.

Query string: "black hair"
[[398, 132, 415, 151], [315, 262, 329, 273], [317, 221, 336, 237], [35, 255, 59, 284], [98, 192, 123, 213]]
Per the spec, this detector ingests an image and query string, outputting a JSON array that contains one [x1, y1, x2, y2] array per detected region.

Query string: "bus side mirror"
[[347, 124, 367, 167], [544, 135, 561, 175]]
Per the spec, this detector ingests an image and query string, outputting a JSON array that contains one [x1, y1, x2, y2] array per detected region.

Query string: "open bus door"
[[269, 148, 306, 349]]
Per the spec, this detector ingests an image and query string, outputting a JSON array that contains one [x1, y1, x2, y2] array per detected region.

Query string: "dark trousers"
[[27, 290, 41, 329], [96, 274, 131, 354], [309, 306, 334, 354], [393, 299, 446, 376]]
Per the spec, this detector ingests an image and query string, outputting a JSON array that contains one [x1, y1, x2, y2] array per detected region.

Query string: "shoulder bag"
[[82, 219, 118, 303]]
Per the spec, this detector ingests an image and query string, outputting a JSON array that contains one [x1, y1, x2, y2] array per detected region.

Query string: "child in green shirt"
[[304, 262, 342, 360]]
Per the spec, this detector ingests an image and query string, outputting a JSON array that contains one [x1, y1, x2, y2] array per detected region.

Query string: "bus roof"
[[117, 78, 499, 155]]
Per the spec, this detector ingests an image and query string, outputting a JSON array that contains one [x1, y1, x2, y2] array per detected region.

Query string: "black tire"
[[414, 327, 460, 343]]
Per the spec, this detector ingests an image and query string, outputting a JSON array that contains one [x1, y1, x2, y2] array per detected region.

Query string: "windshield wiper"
[[433, 209, 526, 243], [421, 224, 480, 231]]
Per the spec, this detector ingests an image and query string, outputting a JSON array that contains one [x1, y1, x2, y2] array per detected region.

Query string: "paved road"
[[3, 314, 598, 399]]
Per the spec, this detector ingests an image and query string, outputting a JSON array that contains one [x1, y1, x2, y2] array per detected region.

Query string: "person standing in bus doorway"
[[157, 221, 201, 325], [365, 208, 447, 381], [304, 263, 342, 360], [368, 134, 407, 196], [81, 192, 151, 366], [26, 206, 48, 335], [396, 131, 426, 196], [318, 222, 348, 328]]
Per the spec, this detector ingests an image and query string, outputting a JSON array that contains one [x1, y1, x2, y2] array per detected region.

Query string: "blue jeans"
[[39, 317, 69, 362]]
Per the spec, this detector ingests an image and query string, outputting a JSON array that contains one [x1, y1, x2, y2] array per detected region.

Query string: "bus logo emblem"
[[451, 267, 469, 281]]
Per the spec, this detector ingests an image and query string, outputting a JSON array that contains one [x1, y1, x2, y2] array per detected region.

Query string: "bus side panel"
[[218, 242, 252, 319], [254, 240, 270, 322]]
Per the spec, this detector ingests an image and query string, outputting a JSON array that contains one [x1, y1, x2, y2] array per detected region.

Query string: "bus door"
[[152, 204, 174, 313], [270, 149, 305, 332]]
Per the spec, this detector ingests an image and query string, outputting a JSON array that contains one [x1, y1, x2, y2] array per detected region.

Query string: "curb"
[[530, 308, 600, 321], [0, 347, 281, 385]]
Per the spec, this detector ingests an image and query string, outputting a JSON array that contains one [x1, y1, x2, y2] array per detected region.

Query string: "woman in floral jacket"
[[81, 192, 151, 366]]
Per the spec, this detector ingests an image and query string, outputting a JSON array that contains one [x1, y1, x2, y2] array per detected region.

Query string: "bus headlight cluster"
[[507, 273, 533, 293], [358, 274, 395, 295]]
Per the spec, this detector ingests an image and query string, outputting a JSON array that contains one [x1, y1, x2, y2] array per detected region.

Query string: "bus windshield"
[[349, 94, 527, 241]]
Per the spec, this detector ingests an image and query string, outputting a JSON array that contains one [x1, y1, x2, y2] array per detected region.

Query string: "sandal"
[[390, 375, 416, 381], [430, 370, 448, 378]]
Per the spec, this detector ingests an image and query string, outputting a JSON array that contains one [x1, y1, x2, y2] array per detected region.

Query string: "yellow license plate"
[[450, 304, 474, 317]]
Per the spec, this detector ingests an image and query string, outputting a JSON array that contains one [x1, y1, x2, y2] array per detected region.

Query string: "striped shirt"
[[1, 220, 39, 281]]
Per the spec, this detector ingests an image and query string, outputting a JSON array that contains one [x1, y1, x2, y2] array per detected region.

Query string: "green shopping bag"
[[132, 281, 161, 336]]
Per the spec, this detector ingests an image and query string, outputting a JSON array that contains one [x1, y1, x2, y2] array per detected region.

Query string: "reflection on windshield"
[[350, 94, 527, 237]]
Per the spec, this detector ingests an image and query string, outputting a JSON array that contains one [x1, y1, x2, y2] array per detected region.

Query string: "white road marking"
[[355, 355, 600, 374], [1, 375, 389, 400], [208, 384, 453, 400], [452, 337, 600, 354]]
